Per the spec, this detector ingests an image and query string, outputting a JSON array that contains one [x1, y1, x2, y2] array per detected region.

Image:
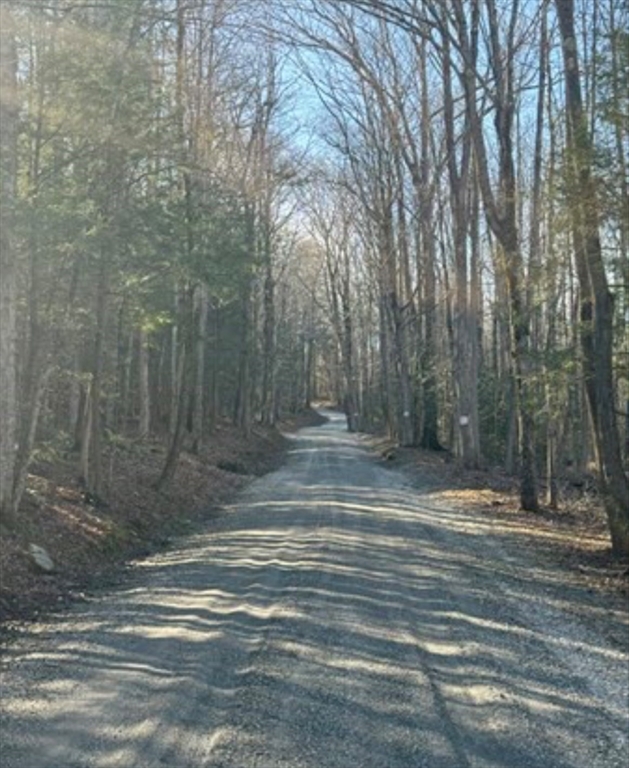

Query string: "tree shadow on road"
[[1, 460, 628, 768]]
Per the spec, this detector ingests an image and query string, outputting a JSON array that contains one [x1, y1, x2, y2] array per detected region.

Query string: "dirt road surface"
[[1, 413, 628, 767]]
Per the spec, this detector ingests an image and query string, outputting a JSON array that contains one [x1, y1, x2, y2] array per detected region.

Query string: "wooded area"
[[0, 0, 627, 553]]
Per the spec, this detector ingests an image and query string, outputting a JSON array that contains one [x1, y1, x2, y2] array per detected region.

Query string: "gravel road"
[[1, 412, 628, 768]]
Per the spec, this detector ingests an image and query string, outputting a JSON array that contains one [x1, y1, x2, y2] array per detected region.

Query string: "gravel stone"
[[1, 411, 627, 767]]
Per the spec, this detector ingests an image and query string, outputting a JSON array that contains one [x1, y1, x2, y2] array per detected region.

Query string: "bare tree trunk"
[[418, 42, 441, 450], [341, 272, 359, 432], [169, 287, 180, 436], [156, 343, 188, 490], [235, 280, 253, 435], [453, 0, 539, 509], [389, 293, 415, 445], [11, 367, 52, 517], [209, 303, 221, 431], [79, 379, 92, 486], [442, 33, 480, 467], [379, 294, 396, 439], [555, 0, 629, 554], [468, 178, 482, 459], [69, 360, 81, 438], [261, 256, 276, 426], [419, 238, 440, 450], [393, 152, 418, 446], [191, 284, 208, 450], [0, 6, 18, 522], [305, 331, 316, 408], [115, 304, 130, 432], [544, 188, 561, 510], [86, 257, 109, 497], [157, 287, 193, 490], [9, 36, 54, 516], [138, 327, 151, 438]]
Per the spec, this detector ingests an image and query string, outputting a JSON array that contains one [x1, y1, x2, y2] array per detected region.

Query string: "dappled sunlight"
[[1, 420, 627, 768]]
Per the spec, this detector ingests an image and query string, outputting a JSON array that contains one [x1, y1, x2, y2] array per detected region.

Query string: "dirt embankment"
[[0, 410, 327, 629]]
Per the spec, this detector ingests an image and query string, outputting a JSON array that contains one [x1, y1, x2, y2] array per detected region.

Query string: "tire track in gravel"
[[1, 411, 627, 768]]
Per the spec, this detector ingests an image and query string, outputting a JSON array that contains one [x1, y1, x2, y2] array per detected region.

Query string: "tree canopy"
[[1, 0, 627, 553]]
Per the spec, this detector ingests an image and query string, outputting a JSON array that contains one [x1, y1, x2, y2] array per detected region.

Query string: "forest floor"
[[374, 440, 629, 604], [1, 413, 627, 636], [0, 409, 327, 631]]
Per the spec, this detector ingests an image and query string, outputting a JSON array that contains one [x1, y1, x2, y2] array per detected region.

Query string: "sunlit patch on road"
[[1, 416, 627, 768]]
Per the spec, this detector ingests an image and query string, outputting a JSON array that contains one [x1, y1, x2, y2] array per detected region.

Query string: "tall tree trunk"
[[419, 236, 440, 450], [555, 0, 629, 554], [191, 284, 208, 450], [0, 8, 19, 522], [10, 35, 52, 517], [157, 287, 193, 490], [379, 293, 396, 439], [209, 303, 221, 431], [79, 379, 92, 486], [418, 40, 440, 450], [389, 293, 415, 445], [468, 178, 482, 452], [12, 367, 52, 518], [138, 327, 151, 438], [454, 0, 539, 509], [169, 287, 181, 436], [115, 304, 130, 432], [156, 343, 188, 491], [394, 154, 418, 446], [235, 281, 253, 434], [261, 255, 276, 426], [442, 35, 480, 467], [159, 0, 196, 483], [85, 257, 109, 497], [341, 273, 359, 432]]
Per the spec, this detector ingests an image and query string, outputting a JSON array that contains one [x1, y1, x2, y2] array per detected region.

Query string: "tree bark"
[[191, 285, 208, 450], [417, 39, 441, 450], [453, 0, 539, 509], [442, 34, 480, 467], [157, 287, 193, 490], [261, 254, 277, 426], [85, 257, 109, 496], [138, 328, 151, 438], [555, 0, 629, 554], [11, 367, 53, 518], [0, 7, 19, 522], [235, 280, 253, 434]]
